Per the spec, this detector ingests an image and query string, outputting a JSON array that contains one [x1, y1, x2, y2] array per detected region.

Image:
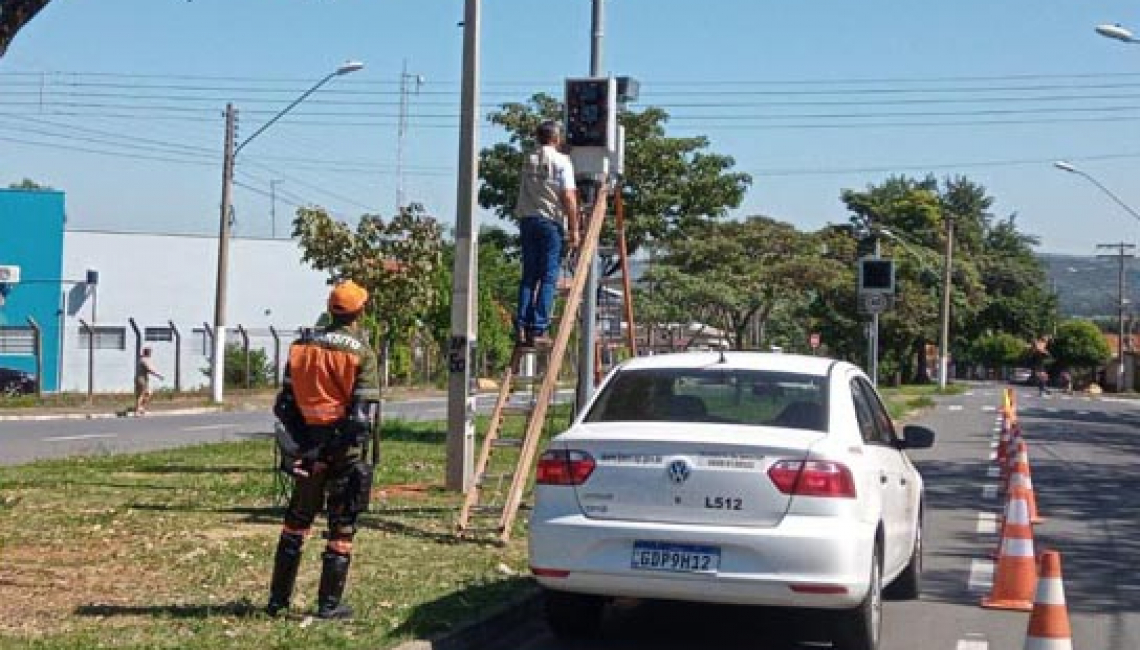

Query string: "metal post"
[[270, 179, 281, 238], [446, 0, 481, 492], [269, 325, 281, 388], [26, 316, 42, 399], [168, 320, 182, 392], [937, 217, 954, 389], [79, 319, 94, 404], [211, 104, 237, 404], [577, 0, 605, 410], [237, 324, 251, 389], [128, 317, 142, 390], [869, 239, 881, 387]]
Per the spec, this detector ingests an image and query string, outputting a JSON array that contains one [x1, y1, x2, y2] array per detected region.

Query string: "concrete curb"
[[0, 406, 223, 422], [391, 583, 543, 650]]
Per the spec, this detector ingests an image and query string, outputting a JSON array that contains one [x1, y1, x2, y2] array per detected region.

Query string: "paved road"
[[492, 382, 1140, 650], [0, 391, 575, 466]]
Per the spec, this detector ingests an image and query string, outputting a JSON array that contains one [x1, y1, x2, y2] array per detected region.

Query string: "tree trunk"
[[0, 0, 52, 58], [914, 338, 931, 384]]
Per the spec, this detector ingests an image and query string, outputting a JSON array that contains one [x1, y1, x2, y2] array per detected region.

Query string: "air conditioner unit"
[[0, 265, 20, 284]]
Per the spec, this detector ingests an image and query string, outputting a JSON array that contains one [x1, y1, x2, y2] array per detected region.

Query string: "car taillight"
[[536, 449, 596, 486], [768, 460, 857, 498]]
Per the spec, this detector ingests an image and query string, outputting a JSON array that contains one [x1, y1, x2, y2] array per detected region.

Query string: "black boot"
[[266, 532, 304, 616], [316, 549, 353, 619]]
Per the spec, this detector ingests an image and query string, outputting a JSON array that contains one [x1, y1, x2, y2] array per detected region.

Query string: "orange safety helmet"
[[328, 280, 369, 315]]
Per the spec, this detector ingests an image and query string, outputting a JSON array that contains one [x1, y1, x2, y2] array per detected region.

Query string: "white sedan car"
[[528, 352, 934, 650]]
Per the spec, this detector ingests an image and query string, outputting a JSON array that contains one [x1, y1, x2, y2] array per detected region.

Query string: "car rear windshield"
[[584, 367, 828, 431]]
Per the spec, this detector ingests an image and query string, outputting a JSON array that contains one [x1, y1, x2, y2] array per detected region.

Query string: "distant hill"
[[1039, 252, 1139, 319]]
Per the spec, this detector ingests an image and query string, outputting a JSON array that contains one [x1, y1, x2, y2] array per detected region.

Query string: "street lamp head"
[[1095, 23, 1135, 42], [1053, 160, 1078, 174], [336, 61, 365, 75]]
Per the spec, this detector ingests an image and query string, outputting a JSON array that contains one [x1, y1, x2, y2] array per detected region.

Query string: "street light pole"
[[446, 0, 481, 492], [938, 216, 954, 389], [210, 62, 364, 404], [1054, 161, 1140, 224], [1095, 23, 1140, 44]]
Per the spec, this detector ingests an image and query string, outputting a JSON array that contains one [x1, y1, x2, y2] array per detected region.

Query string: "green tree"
[[1049, 320, 1111, 376], [292, 203, 445, 386], [8, 178, 51, 189], [0, 0, 51, 58], [477, 94, 752, 261], [644, 216, 840, 350], [971, 333, 1027, 370]]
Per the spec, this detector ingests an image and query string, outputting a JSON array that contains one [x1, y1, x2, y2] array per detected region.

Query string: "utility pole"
[[397, 60, 424, 213], [446, 0, 481, 492], [869, 238, 880, 386], [1097, 242, 1136, 392], [576, 0, 605, 411], [937, 216, 955, 389], [211, 104, 237, 404], [270, 179, 282, 238]]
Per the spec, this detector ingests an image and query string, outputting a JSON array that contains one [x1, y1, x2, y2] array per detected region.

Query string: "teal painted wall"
[[0, 189, 65, 391]]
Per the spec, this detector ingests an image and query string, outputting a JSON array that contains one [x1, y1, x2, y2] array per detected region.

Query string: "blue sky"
[[2, 0, 1140, 254]]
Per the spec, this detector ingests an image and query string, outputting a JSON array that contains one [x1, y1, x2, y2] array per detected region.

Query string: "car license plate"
[[631, 541, 720, 573]]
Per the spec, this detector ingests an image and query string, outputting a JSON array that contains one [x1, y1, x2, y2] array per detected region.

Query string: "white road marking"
[[948, 405, 963, 411], [976, 512, 998, 534], [968, 558, 994, 592], [956, 638, 989, 650], [964, 391, 975, 396], [43, 433, 118, 442], [1046, 407, 1059, 413], [986, 467, 1001, 478], [181, 424, 238, 432], [982, 484, 998, 499], [981, 405, 997, 412], [1076, 410, 1089, 416]]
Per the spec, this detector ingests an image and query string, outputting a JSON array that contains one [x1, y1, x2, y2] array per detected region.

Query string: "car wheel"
[[886, 508, 922, 600], [834, 543, 882, 650], [1, 382, 19, 398], [542, 589, 604, 639]]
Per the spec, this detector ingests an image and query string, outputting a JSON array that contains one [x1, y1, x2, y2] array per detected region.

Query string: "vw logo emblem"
[[666, 459, 691, 485]]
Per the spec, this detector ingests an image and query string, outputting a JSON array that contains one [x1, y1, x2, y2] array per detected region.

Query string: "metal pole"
[[26, 316, 42, 399], [869, 239, 880, 387], [938, 216, 954, 389], [1097, 242, 1136, 391], [577, 0, 605, 411], [168, 320, 182, 392], [211, 104, 237, 404], [270, 179, 281, 238], [446, 0, 481, 492]]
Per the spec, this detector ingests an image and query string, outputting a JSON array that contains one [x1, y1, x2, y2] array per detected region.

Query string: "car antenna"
[[717, 345, 728, 364]]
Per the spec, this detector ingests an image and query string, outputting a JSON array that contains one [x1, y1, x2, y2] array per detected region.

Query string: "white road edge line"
[[976, 512, 998, 534], [948, 405, 964, 411], [968, 558, 994, 593], [956, 638, 989, 650], [181, 424, 238, 432], [43, 433, 118, 442], [982, 484, 998, 500]]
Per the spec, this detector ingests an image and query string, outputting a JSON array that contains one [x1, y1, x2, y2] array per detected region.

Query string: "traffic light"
[[859, 259, 895, 293], [565, 77, 616, 149]]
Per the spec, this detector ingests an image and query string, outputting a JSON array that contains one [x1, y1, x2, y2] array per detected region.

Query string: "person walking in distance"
[[514, 120, 579, 349], [266, 280, 381, 620], [133, 347, 163, 415]]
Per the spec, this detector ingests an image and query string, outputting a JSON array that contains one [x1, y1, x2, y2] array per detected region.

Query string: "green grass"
[[0, 419, 533, 649], [878, 384, 957, 421]]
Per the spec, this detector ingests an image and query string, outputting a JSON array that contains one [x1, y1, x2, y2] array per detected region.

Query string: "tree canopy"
[[0, 0, 51, 58]]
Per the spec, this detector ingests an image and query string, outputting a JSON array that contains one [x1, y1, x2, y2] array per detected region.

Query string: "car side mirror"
[[901, 425, 935, 449]]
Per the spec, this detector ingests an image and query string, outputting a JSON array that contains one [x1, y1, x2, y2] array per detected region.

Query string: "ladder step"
[[492, 438, 524, 448], [477, 472, 515, 486]]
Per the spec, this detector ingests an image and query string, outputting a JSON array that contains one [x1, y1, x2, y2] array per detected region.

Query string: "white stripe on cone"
[[1033, 577, 1066, 606]]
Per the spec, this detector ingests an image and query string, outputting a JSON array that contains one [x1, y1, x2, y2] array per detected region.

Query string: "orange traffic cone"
[[997, 414, 1011, 469], [1002, 422, 1022, 482], [982, 493, 1037, 611], [1024, 550, 1072, 650], [1009, 439, 1044, 524]]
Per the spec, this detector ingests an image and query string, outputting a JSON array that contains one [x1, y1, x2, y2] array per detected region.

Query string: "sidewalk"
[[0, 386, 449, 422]]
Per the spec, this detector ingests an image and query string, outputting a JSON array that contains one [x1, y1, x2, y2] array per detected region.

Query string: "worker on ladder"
[[515, 120, 580, 350]]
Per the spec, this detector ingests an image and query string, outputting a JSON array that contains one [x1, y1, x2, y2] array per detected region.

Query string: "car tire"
[[543, 589, 604, 639], [1, 382, 19, 398], [886, 508, 922, 600], [833, 543, 882, 650]]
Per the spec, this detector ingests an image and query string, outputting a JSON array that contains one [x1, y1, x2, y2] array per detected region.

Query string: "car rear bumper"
[[529, 513, 876, 609]]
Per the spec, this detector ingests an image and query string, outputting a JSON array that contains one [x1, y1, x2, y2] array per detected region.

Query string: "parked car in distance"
[[528, 351, 935, 650], [1010, 368, 1032, 384], [0, 366, 37, 397]]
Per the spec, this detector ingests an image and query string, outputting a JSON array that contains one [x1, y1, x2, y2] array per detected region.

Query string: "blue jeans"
[[516, 216, 563, 335]]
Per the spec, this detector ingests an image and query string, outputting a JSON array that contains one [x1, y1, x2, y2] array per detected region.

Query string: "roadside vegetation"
[[0, 419, 531, 650]]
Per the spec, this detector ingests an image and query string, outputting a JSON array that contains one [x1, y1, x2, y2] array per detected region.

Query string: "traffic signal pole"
[[576, 0, 605, 412]]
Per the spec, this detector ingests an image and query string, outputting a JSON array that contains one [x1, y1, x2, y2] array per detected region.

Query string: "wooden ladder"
[[457, 185, 611, 543], [594, 189, 639, 382]]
